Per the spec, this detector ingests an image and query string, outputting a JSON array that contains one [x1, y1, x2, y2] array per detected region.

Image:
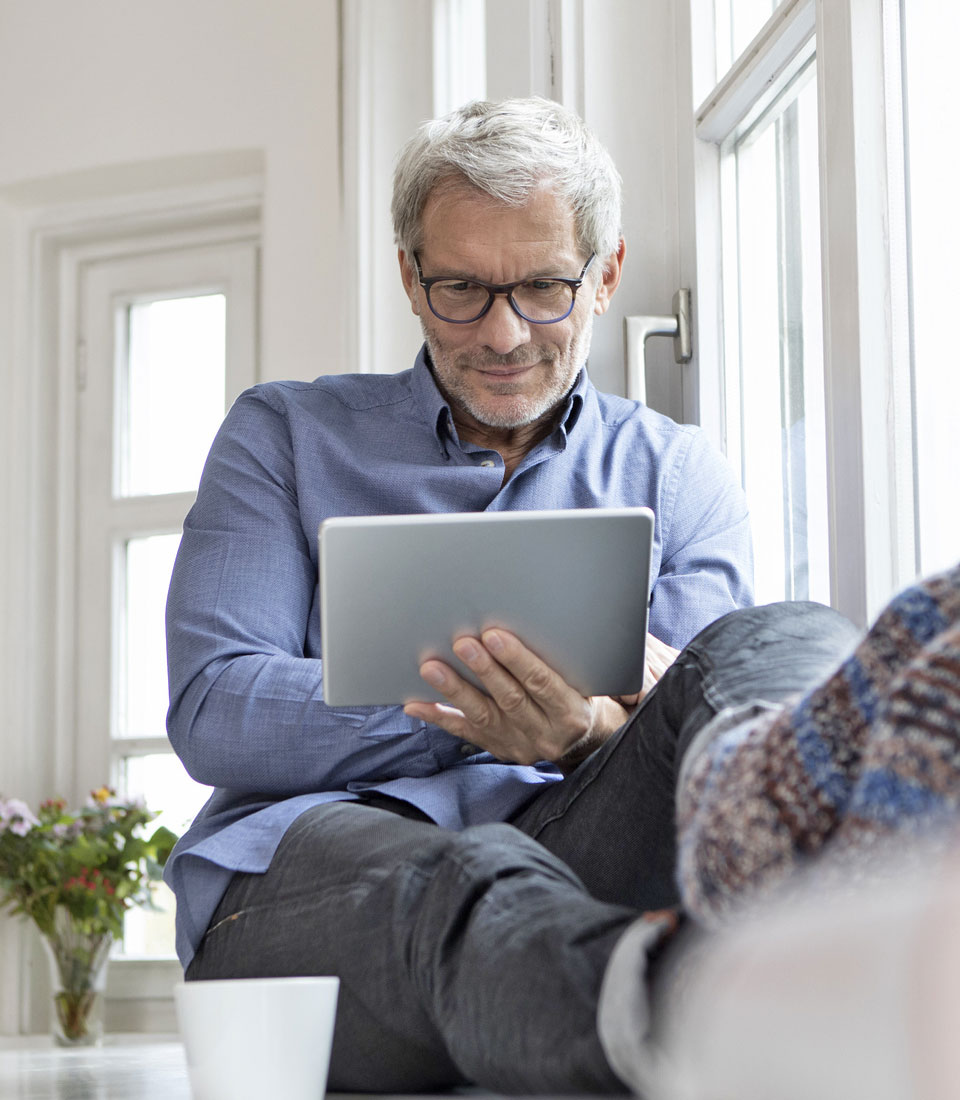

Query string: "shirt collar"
[[410, 345, 455, 453], [410, 342, 589, 453], [559, 370, 587, 437]]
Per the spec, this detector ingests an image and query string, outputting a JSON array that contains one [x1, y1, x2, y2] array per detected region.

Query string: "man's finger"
[[416, 657, 499, 730], [480, 629, 575, 715], [452, 635, 534, 718], [403, 699, 467, 734]]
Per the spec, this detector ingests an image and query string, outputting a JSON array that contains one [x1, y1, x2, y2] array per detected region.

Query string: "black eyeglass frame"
[[413, 253, 597, 325]]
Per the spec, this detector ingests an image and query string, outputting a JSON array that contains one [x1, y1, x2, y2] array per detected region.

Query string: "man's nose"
[[474, 293, 531, 355]]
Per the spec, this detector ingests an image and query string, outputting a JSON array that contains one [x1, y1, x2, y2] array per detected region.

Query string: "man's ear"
[[593, 238, 626, 316], [398, 249, 421, 317]]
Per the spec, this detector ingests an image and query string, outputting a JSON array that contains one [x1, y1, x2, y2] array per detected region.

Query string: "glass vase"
[[41, 907, 114, 1047]]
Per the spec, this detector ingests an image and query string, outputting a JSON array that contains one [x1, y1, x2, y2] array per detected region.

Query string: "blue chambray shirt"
[[164, 347, 754, 968]]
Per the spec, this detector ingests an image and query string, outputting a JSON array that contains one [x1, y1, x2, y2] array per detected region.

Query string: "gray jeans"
[[186, 601, 860, 1093]]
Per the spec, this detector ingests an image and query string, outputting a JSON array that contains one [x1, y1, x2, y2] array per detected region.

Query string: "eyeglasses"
[[414, 253, 596, 325]]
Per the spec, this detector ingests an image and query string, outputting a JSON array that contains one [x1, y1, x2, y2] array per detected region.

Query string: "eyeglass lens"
[[427, 279, 575, 324]]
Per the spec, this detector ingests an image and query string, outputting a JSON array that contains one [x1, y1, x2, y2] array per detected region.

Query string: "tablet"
[[318, 507, 654, 707]]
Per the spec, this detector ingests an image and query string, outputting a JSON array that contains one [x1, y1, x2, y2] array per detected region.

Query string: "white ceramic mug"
[[175, 976, 340, 1100]]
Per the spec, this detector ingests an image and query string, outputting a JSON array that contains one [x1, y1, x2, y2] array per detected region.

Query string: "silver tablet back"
[[319, 507, 653, 707]]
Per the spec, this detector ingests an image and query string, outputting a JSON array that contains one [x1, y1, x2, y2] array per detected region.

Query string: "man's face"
[[400, 184, 620, 431]]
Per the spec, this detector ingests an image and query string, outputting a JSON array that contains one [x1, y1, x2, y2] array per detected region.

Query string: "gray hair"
[[391, 97, 622, 262]]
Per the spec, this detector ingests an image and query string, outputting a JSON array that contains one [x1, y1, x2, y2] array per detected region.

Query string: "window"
[[693, 0, 919, 624], [121, 294, 227, 497], [715, 0, 777, 77], [699, 0, 826, 606], [76, 234, 258, 958], [720, 58, 828, 604], [901, 4, 960, 577]]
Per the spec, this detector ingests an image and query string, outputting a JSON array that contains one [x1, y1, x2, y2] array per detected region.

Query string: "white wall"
[[341, 0, 434, 379], [581, 1, 689, 412], [0, 0, 341, 383]]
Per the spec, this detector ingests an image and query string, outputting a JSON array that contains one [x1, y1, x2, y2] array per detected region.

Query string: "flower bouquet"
[[0, 787, 177, 1045]]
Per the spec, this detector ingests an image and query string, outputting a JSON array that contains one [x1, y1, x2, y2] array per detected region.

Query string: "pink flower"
[[0, 798, 40, 836]]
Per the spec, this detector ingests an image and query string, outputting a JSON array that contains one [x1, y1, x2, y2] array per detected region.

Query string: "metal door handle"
[[624, 288, 692, 403]]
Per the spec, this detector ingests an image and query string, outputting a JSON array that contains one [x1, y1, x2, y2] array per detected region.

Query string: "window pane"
[[726, 65, 829, 605], [716, 0, 777, 77], [121, 293, 225, 497], [120, 534, 181, 738], [119, 754, 212, 957], [903, 7, 960, 576]]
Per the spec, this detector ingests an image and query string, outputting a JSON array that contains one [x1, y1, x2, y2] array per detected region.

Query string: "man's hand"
[[404, 629, 682, 770], [403, 628, 671, 770]]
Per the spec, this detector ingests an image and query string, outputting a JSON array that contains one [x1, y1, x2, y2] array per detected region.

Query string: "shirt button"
[[480, 459, 496, 467]]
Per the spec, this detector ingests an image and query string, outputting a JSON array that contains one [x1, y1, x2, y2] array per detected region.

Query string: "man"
[[165, 98, 788, 1092]]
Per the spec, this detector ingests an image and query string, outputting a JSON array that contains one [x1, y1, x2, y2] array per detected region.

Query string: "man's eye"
[[527, 280, 560, 293], [444, 281, 478, 294]]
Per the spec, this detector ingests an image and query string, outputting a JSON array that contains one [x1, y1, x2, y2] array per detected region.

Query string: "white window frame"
[[70, 229, 258, 1029], [688, 0, 915, 627]]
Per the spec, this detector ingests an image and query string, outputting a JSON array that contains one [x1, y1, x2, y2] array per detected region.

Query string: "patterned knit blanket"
[[677, 561, 960, 927]]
